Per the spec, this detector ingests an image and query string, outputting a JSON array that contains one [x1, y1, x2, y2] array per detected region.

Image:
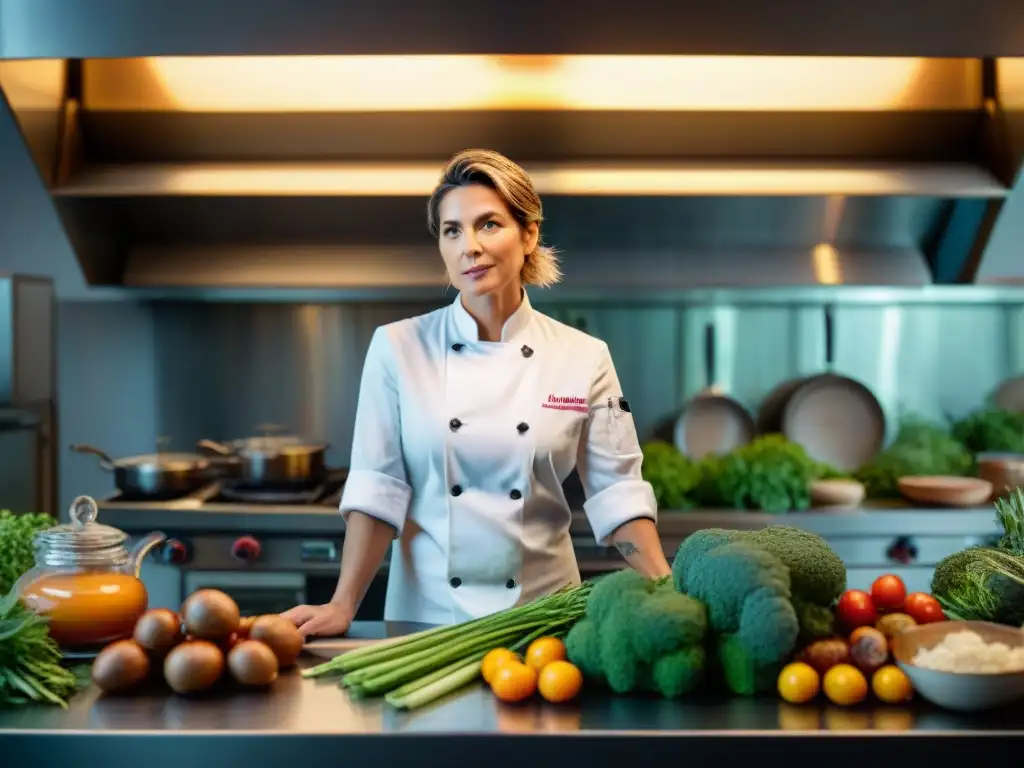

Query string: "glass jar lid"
[[34, 495, 130, 569]]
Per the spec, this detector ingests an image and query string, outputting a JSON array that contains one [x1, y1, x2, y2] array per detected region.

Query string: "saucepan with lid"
[[71, 438, 219, 498], [197, 424, 329, 487]]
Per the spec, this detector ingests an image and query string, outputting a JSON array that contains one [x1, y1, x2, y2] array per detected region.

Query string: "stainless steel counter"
[[103, 503, 1003, 604], [2, 622, 1023, 768], [98, 504, 1003, 540]]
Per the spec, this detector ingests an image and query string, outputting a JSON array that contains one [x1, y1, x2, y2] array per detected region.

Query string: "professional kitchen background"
[[3, 51, 1024, 618]]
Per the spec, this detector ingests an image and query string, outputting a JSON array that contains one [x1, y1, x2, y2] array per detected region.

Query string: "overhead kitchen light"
[[81, 55, 980, 113], [3, 52, 1022, 293], [54, 161, 1006, 199]]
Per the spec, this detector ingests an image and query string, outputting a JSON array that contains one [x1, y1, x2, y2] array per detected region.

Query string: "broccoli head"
[[744, 526, 846, 608], [670, 525, 846, 694], [565, 569, 707, 698]]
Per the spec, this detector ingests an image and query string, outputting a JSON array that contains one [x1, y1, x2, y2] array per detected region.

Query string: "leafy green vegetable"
[[995, 487, 1024, 553], [0, 510, 54, 596], [0, 587, 83, 709], [935, 549, 1024, 624], [854, 415, 973, 498], [952, 407, 1024, 456], [696, 434, 828, 513], [931, 488, 1024, 625], [641, 441, 704, 510]]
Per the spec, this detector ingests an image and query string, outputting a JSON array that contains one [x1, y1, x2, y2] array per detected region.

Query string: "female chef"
[[282, 149, 673, 638]]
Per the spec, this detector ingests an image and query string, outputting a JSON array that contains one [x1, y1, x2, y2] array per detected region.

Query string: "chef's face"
[[437, 184, 538, 299]]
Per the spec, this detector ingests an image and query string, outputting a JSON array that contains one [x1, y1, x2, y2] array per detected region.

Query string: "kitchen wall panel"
[[51, 294, 1024, 509], [151, 299, 446, 470], [136, 296, 1024, 479], [57, 301, 159, 509]]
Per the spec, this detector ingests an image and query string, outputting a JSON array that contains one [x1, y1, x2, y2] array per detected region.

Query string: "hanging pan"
[[780, 303, 887, 473], [674, 322, 757, 459]]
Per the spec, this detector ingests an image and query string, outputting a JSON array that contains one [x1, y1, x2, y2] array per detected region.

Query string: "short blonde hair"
[[427, 149, 561, 287]]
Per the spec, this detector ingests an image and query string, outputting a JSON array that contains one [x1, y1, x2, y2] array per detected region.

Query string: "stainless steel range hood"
[[3, 45, 1024, 295]]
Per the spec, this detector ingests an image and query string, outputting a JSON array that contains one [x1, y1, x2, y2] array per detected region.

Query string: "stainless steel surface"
[[102, 491, 1004, 599], [142, 297, 1024, 473], [777, 304, 887, 471], [70, 440, 219, 498], [196, 425, 330, 487], [5, 0, 1024, 57], [0, 410, 42, 513], [674, 322, 757, 459], [122, 244, 939, 293], [182, 570, 306, 617], [0, 51, 1017, 292], [3, 620, 1024, 767], [975, 59, 1024, 284], [0, 60, 65, 187], [0, 273, 57, 514]]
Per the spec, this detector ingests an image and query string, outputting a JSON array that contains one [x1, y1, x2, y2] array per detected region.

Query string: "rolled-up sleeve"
[[577, 342, 658, 545], [339, 327, 412, 535]]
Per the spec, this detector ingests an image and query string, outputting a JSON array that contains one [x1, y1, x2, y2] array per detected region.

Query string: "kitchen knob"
[[886, 536, 918, 565], [232, 536, 262, 562], [161, 539, 190, 565]]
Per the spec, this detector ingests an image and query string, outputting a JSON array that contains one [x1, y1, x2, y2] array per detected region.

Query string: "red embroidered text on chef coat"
[[541, 394, 589, 414]]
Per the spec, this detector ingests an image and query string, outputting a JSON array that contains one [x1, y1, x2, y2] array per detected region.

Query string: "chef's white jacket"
[[339, 291, 658, 624]]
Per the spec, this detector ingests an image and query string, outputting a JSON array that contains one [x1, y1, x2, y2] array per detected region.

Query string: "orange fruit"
[[537, 660, 583, 703], [776, 662, 820, 704], [482, 648, 518, 684], [871, 665, 913, 704], [525, 637, 566, 671], [822, 663, 868, 707], [490, 661, 538, 703]]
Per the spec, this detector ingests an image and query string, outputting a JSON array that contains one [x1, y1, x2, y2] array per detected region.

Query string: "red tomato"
[[870, 574, 907, 612], [836, 590, 878, 630], [903, 592, 946, 624]]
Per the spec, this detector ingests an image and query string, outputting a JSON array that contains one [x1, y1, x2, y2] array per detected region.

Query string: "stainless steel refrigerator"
[[0, 274, 56, 517]]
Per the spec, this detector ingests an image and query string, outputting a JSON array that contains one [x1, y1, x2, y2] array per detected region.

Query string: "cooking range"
[[91, 466, 378, 620], [71, 430, 383, 618], [80, 432, 621, 621]]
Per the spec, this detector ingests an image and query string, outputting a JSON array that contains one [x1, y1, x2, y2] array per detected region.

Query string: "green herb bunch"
[[0, 588, 83, 709], [0, 510, 55, 596], [855, 415, 973, 498]]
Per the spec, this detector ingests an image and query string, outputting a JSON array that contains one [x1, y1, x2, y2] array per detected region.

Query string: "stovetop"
[[98, 468, 348, 511]]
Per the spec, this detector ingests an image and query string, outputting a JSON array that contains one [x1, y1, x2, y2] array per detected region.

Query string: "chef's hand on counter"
[[280, 511, 395, 638], [609, 517, 673, 579], [281, 601, 355, 639]]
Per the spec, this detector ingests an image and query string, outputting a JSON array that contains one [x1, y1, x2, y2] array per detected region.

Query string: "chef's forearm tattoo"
[[615, 541, 639, 557]]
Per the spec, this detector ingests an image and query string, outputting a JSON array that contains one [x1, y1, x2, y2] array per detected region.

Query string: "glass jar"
[[14, 495, 166, 649]]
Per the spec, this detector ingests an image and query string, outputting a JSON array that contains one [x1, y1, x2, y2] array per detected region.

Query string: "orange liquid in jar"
[[21, 571, 149, 647]]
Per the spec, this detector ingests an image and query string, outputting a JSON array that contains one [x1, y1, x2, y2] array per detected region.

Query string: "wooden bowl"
[[891, 621, 1024, 711], [809, 479, 865, 508], [976, 453, 1024, 500], [896, 475, 994, 507]]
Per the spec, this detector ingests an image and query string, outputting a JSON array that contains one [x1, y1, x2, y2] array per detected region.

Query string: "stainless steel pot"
[[71, 440, 217, 498], [196, 424, 329, 487]]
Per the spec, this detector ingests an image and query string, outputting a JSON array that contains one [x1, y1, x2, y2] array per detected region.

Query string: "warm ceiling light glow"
[[56, 162, 1007, 198], [813, 243, 843, 285], [0, 59, 65, 109], [80, 56, 981, 113]]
